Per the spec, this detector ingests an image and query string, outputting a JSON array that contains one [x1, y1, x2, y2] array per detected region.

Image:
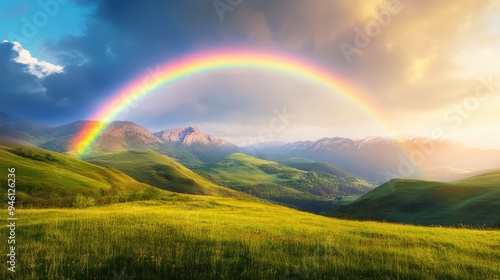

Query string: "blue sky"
[[0, 1, 91, 60], [1, 0, 499, 147]]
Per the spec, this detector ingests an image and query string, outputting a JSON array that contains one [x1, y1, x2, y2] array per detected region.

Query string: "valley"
[[1, 112, 499, 279]]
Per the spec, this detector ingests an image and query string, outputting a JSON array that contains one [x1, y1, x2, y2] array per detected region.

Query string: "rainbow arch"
[[70, 49, 391, 157]]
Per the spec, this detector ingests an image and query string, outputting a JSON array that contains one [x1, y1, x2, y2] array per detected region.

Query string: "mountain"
[[0, 142, 169, 207], [155, 127, 235, 147], [39, 121, 162, 155], [0, 125, 35, 144], [0, 111, 49, 136], [2, 112, 499, 184], [0, 112, 237, 162], [0, 112, 52, 144], [196, 153, 373, 212], [248, 137, 500, 182], [87, 121, 162, 152], [154, 127, 238, 166], [88, 150, 242, 197], [329, 170, 500, 228]]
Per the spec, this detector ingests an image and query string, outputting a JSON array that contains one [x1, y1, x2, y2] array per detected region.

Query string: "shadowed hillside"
[[330, 171, 500, 228]]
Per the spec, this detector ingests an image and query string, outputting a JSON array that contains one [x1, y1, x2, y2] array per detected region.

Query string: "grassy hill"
[[0, 142, 169, 207], [197, 153, 373, 212], [330, 171, 500, 227], [258, 154, 371, 181], [3, 197, 499, 279], [88, 150, 242, 197], [154, 142, 237, 168]]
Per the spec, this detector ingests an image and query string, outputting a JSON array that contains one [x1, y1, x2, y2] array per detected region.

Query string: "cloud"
[[0, 41, 42, 92], [2, 0, 499, 146], [10, 41, 64, 78], [219, 0, 498, 108]]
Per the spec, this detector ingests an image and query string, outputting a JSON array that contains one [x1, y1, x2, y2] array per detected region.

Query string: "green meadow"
[[2, 197, 499, 280]]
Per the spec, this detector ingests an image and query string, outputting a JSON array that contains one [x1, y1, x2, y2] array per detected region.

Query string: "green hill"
[[88, 150, 242, 197], [0, 142, 169, 207], [258, 154, 370, 181], [197, 153, 373, 212], [330, 171, 500, 227]]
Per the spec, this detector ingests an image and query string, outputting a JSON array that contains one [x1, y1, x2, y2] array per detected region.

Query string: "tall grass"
[[2, 196, 499, 280]]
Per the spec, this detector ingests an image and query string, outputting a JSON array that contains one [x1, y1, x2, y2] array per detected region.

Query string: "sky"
[[0, 0, 499, 148]]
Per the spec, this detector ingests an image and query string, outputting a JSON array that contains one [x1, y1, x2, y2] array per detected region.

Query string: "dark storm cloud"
[[3, 0, 498, 134], [10, 0, 238, 123]]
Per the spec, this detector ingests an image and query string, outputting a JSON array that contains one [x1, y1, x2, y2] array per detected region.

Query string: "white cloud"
[[10, 41, 64, 79]]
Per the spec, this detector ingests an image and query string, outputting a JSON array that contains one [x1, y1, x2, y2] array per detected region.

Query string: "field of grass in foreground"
[[3, 196, 499, 280]]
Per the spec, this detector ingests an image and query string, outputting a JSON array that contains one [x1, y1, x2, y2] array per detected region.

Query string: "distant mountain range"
[[1, 111, 499, 182], [2, 112, 500, 224], [246, 137, 500, 183], [0, 112, 235, 157]]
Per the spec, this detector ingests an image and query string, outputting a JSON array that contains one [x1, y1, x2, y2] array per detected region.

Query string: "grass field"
[[3, 196, 499, 280]]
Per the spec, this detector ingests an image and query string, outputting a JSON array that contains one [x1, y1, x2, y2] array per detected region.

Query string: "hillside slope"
[[88, 150, 242, 197], [198, 153, 373, 212], [330, 171, 500, 227], [257, 154, 367, 181], [0, 143, 168, 207]]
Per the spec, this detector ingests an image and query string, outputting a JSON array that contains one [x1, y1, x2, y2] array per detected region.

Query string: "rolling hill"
[[257, 154, 366, 181], [0, 142, 169, 207], [330, 171, 500, 227], [87, 150, 242, 197], [197, 153, 373, 212]]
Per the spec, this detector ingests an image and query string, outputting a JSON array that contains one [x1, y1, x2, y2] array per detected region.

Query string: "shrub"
[[72, 194, 95, 208]]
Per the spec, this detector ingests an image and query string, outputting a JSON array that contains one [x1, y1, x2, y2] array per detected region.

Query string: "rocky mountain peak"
[[154, 127, 234, 147]]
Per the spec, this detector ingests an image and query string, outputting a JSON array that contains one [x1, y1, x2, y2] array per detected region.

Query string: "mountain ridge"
[[155, 126, 236, 148], [248, 136, 500, 182], [1, 111, 500, 182]]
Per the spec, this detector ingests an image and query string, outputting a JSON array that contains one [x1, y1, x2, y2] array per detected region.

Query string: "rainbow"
[[70, 49, 390, 157]]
